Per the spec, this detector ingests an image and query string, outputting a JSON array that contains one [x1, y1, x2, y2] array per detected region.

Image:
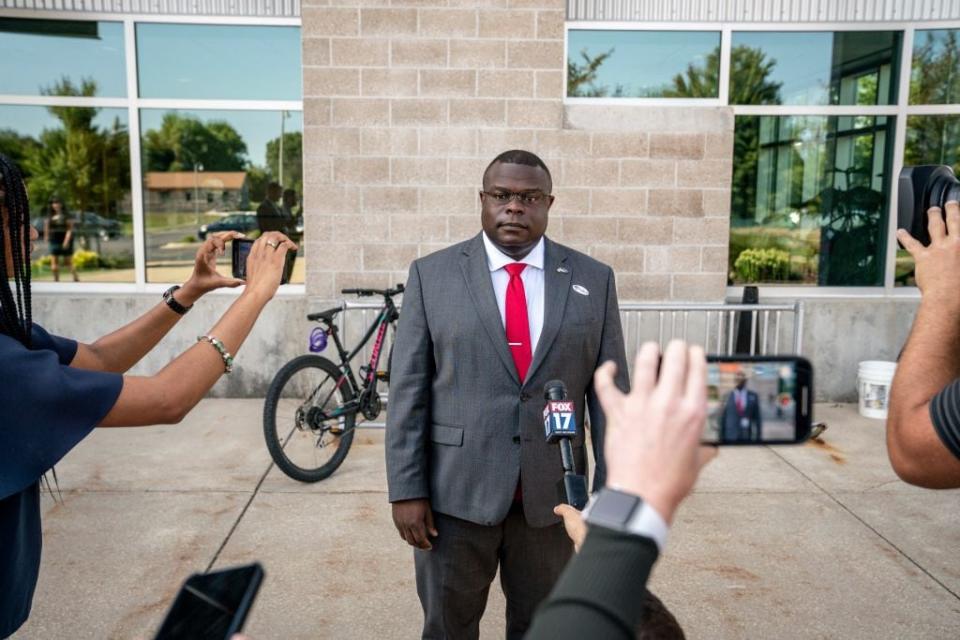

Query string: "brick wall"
[[301, 0, 733, 302]]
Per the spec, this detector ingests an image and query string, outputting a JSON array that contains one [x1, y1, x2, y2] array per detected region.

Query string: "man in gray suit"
[[386, 150, 629, 639]]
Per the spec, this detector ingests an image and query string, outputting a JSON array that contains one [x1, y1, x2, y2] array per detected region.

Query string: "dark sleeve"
[[586, 266, 630, 489], [0, 331, 123, 500], [930, 378, 960, 461], [385, 261, 435, 502], [526, 526, 660, 640]]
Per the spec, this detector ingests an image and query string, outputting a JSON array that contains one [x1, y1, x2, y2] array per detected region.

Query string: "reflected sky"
[[732, 32, 833, 105], [139, 109, 302, 167], [0, 104, 128, 137], [136, 24, 301, 100], [568, 30, 719, 97], [0, 19, 126, 96]]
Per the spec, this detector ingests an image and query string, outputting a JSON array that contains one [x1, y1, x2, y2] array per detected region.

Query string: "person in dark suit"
[[255, 182, 289, 234], [386, 149, 629, 639], [720, 371, 762, 442]]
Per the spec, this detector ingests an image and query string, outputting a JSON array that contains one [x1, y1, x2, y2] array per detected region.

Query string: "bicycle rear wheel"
[[263, 355, 356, 482]]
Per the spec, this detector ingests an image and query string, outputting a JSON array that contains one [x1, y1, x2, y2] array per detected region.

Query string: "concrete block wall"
[[301, 0, 734, 302]]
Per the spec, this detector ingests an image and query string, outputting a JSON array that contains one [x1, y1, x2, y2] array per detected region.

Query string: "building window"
[[730, 31, 901, 105], [0, 105, 133, 282], [141, 109, 303, 283], [730, 115, 894, 286], [566, 30, 721, 98], [910, 29, 960, 104], [136, 24, 301, 101], [727, 30, 901, 287], [0, 18, 303, 288], [0, 18, 127, 97]]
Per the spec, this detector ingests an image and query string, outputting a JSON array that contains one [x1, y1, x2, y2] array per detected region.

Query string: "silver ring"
[[266, 240, 279, 249]]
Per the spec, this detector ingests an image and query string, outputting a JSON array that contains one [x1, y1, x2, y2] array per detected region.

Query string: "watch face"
[[591, 490, 640, 527]]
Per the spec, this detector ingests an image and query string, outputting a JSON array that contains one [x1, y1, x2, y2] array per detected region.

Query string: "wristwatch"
[[162, 285, 193, 315], [582, 488, 669, 551]]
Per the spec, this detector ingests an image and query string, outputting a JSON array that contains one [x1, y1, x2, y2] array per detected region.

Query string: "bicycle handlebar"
[[341, 283, 405, 298]]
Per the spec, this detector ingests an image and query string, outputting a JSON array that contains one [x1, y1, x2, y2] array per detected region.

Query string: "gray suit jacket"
[[386, 234, 629, 528]]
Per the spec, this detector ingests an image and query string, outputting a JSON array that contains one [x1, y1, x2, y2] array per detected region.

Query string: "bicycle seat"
[[307, 306, 342, 323]]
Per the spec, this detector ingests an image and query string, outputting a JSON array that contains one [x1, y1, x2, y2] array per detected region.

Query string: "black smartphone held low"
[[231, 238, 295, 285], [703, 355, 813, 445], [154, 563, 264, 640]]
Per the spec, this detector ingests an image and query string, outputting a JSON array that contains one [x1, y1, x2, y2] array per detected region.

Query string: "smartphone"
[[703, 356, 813, 445], [232, 238, 295, 285], [154, 563, 264, 640]]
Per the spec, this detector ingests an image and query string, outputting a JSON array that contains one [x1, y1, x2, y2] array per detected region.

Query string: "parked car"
[[31, 211, 121, 241], [199, 213, 258, 240], [75, 212, 122, 241]]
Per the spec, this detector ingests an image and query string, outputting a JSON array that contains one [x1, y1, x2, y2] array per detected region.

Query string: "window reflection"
[[0, 105, 133, 282], [911, 30, 960, 104], [0, 18, 126, 97], [730, 115, 893, 286], [136, 24, 301, 100], [567, 30, 720, 98], [141, 109, 304, 283], [731, 31, 900, 106]]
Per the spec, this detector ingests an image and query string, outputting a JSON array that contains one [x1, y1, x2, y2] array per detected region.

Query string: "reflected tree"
[[567, 48, 616, 97], [907, 30, 960, 171], [19, 77, 130, 220], [266, 131, 303, 197], [143, 113, 247, 173]]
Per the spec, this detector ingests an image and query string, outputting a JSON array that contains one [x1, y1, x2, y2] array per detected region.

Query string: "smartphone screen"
[[154, 563, 264, 640], [703, 357, 812, 445]]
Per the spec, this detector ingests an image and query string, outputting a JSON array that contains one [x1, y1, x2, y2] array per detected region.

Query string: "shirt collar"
[[482, 232, 545, 273]]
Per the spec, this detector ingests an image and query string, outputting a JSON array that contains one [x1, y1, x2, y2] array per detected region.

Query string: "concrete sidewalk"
[[12, 402, 960, 639]]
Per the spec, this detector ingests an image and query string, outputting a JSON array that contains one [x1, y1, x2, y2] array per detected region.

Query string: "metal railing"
[[328, 299, 805, 427]]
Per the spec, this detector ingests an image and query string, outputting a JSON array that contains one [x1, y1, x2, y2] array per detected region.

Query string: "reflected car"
[[31, 212, 121, 241], [76, 212, 122, 241], [199, 213, 258, 240]]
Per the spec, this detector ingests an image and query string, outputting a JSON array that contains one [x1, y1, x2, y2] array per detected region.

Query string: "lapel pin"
[[557, 266, 569, 274], [572, 285, 589, 296]]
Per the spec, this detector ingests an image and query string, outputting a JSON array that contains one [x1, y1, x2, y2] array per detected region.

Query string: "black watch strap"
[[162, 285, 192, 315]]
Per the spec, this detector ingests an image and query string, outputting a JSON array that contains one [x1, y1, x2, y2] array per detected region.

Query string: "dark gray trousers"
[[414, 503, 573, 640]]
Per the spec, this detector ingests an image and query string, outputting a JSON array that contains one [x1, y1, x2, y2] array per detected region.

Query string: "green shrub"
[[72, 250, 101, 270], [733, 248, 791, 283], [180, 234, 197, 244]]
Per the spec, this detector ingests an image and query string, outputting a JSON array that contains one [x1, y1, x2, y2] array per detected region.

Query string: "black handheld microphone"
[[543, 380, 588, 509]]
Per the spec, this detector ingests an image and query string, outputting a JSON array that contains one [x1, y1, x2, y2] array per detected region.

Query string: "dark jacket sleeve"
[[586, 267, 630, 489], [385, 261, 436, 502], [525, 526, 660, 640]]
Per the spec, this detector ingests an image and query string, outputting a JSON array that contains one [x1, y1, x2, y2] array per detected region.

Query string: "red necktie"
[[736, 392, 745, 414], [504, 263, 532, 382]]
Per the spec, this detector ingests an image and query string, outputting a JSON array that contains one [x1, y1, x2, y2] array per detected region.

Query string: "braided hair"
[[0, 153, 33, 348]]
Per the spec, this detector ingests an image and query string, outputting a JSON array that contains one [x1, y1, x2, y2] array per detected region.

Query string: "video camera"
[[899, 165, 960, 246]]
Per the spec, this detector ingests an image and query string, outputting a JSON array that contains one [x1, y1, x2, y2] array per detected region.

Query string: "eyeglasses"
[[480, 190, 550, 206]]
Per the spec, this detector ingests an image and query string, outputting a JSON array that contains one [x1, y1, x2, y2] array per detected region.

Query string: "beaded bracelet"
[[197, 335, 234, 373]]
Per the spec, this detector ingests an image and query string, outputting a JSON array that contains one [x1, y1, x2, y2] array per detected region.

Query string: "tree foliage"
[[143, 113, 247, 173], [14, 77, 130, 218], [567, 48, 616, 97], [906, 30, 960, 170]]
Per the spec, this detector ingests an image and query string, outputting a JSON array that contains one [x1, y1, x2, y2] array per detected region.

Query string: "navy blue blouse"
[[0, 325, 122, 638]]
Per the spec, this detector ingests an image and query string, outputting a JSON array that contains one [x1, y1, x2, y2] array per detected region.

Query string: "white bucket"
[[857, 360, 897, 419]]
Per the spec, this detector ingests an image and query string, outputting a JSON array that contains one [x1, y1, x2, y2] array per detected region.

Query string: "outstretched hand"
[[897, 201, 960, 300], [594, 340, 717, 524], [184, 231, 246, 297]]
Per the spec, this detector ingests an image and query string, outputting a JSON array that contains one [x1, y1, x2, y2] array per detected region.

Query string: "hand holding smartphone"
[[703, 356, 813, 445], [154, 563, 264, 640], [232, 237, 295, 285]]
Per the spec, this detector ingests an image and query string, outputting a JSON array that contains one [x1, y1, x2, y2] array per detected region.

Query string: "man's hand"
[[553, 504, 587, 552], [897, 201, 960, 303], [594, 340, 717, 524], [392, 498, 438, 550]]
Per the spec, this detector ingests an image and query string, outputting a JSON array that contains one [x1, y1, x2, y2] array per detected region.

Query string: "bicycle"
[[263, 284, 404, 482]]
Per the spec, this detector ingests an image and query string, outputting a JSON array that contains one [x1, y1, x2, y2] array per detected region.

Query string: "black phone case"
[[154, 562, 264, 640], [232, 238, 295, 285]]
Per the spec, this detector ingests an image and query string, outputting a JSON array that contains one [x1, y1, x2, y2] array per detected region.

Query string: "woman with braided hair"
[[0, 154, 296, 638]]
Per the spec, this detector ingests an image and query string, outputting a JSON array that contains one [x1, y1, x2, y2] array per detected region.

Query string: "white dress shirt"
[[482, 232, 545, 353]]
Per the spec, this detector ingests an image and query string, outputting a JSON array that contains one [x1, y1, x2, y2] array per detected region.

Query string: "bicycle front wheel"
[[263, 355, 356, 482]]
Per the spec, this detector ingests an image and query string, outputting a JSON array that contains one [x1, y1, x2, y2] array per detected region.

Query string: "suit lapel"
[[459, 233, 521, 384], [526, 238, 570, 386]]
